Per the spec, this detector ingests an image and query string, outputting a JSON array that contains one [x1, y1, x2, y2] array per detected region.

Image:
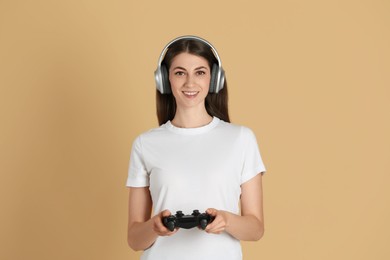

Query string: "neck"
[[171, 108, 212, 128]]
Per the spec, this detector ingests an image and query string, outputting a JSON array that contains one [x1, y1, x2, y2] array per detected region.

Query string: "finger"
[[154, 222, 178, 236], [206, 209, 221, 230], [206, 224, 225, 234], [206, 208, 218, 216], [156, 229, 178, 236], [155, 220, 167, 231], [153, 210, 174, 234], [161, 209, 172, 217], [158, 210, 172, 229], [205, 217, 227, 233], [205, 217, 221, 232]]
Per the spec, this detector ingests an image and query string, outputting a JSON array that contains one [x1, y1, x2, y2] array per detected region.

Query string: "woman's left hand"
[[204, 208, 230, 234]]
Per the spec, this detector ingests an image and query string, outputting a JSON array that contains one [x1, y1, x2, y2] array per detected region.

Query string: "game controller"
[[162, 210, 215, 232]]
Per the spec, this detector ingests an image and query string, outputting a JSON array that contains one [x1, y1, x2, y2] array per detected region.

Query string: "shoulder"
[[132, 123, 170, 145], [216, 119, 256, 138]]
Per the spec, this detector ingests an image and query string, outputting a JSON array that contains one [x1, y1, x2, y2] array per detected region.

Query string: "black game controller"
[[162, 210, 215, 232]]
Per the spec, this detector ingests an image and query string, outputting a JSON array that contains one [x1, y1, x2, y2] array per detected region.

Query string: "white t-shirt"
[[127, 117, 266, 260]]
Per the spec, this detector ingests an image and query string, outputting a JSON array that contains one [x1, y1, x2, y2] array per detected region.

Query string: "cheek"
[[169, 79, 183, 99], [168, 76, 180, 90], [202, 76, 211, 90]]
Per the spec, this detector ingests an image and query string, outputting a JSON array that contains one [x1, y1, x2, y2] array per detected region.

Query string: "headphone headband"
[[156, 35, 222, 71], [154, 35, 225, 94]]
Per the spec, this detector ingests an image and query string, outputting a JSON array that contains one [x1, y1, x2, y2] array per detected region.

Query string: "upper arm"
[[240, 174, 264, 223], [128, 187, 152, 228]]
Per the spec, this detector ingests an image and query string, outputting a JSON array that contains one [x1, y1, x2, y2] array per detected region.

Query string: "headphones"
[[154, 35, 225, 94]]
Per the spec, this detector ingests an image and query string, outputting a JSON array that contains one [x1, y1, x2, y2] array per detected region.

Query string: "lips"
[[182, 91, 199, 97]]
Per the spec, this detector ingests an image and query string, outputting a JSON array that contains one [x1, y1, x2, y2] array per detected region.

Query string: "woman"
[[127, 35, 266, 260]]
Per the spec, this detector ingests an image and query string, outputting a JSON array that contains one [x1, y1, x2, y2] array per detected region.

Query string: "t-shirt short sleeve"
[[126, 135, 150, 187], [240, 127, 266, 184]]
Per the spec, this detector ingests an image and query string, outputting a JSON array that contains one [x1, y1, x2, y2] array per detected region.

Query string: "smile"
[[183, 91, 199, 97]]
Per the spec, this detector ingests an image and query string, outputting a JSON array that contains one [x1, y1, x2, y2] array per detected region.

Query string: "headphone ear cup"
[[160, 65, 171, 94], [217, 68, 225, 93], [209, 63, 219, 93]]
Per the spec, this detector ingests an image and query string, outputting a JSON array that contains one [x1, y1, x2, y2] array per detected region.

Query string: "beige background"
[[1, 0, 389, 259]]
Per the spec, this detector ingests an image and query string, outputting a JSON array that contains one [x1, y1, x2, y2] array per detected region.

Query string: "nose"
[[184, 74, 196, 87]]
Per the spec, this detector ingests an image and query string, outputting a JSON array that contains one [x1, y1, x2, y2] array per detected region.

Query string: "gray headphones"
[[154, 35, 225, 94]]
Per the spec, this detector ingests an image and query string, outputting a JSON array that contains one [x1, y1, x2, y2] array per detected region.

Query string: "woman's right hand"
[[152, 210, 178, 236]]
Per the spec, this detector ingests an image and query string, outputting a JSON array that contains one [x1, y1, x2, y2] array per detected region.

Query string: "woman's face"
[[168, 52, 211, 111]]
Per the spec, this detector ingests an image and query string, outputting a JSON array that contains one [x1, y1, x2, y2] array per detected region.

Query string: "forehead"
[[170, 52, 210, 69]]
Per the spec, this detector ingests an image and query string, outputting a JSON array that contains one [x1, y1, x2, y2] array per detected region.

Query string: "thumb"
[[206, 208, 218, 216], [161, 209, 172, 217]]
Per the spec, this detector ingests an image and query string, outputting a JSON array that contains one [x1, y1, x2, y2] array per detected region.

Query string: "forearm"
[[127, 219, 157, 251], [224, 212, 264, 241]]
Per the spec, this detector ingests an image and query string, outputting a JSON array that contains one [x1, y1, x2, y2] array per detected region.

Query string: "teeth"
[[183, 91, 198, 96]]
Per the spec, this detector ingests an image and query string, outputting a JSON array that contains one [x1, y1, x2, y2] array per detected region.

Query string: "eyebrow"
[[195, 66, 208, 71], [172, 66, 209, 71]]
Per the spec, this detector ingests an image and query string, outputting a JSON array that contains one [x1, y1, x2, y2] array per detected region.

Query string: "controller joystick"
[[162, 210, 214, 231], [176, 211, 184, 217]]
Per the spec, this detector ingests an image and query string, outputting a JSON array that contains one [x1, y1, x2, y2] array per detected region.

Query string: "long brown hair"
[[156, 38, 230, 125]]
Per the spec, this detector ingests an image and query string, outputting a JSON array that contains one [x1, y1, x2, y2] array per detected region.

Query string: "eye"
[[174, 71, 185, 76], [196, 70, 206, 75]]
